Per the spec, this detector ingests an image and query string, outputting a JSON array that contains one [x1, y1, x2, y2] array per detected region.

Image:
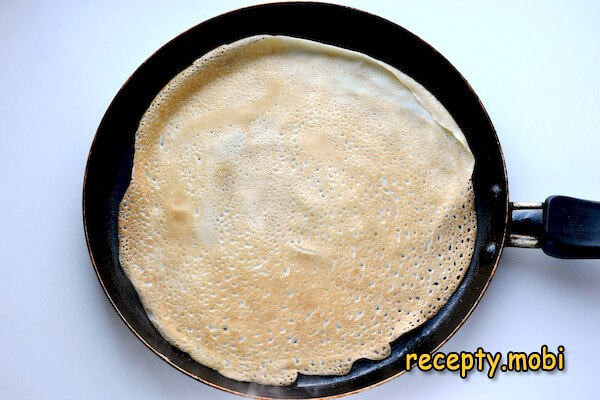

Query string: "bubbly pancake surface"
[[118, 35, 477, 385]]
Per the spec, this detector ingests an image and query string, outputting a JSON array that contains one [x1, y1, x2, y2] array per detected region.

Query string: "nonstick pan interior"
[[83, 2, 509, 398]]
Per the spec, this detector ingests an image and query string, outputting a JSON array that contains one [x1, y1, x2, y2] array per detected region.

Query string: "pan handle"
[[508, 196, 600, 258]]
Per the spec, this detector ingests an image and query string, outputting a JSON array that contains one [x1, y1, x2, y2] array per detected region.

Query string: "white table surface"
[[1, 1, 599, 399]]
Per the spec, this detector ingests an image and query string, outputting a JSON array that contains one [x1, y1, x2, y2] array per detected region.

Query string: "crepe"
[[118, 35, 477, 385]]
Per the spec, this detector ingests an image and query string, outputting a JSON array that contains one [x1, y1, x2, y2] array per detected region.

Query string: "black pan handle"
[[508, 196, 600, 258]]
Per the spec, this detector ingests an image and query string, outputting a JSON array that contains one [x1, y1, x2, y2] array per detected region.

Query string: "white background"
[[1, 1, 599, 399]]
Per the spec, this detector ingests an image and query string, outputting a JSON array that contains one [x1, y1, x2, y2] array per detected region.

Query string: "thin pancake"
[[118, 35, 477, 385]]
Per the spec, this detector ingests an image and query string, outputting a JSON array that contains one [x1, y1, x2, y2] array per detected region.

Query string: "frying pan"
[[82, 2, 600, 398]]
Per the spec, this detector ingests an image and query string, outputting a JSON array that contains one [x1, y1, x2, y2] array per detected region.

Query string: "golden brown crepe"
[[118, 35, 477, 385]]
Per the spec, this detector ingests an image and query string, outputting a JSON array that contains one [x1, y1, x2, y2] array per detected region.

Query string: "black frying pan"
[[82, 2, 600, 398]]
